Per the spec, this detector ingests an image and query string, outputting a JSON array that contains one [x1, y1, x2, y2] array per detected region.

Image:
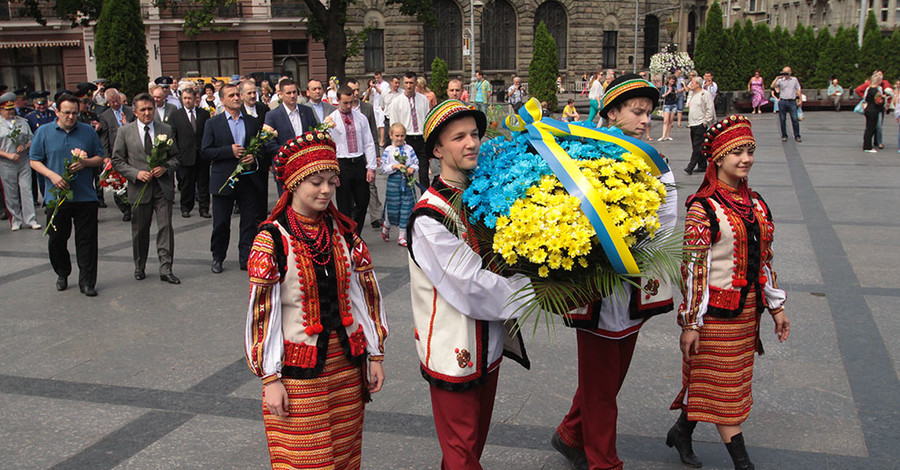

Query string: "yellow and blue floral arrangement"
[[461, 98, 681, 320]]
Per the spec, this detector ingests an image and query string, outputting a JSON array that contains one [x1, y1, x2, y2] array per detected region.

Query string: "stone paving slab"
[[0, 111, 897, 469]]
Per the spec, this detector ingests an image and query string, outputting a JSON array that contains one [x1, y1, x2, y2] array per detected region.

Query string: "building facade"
[[715, 0, 900, 33], [0, 0, 711, 94]]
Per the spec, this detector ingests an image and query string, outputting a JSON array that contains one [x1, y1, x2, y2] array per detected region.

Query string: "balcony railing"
[[271, 1, 308, 18], [143, 1, 244, 20], [0, 1, 60, 22]]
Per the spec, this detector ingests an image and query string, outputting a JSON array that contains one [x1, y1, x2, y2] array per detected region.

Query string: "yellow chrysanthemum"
[[492, 152, 666, 273]]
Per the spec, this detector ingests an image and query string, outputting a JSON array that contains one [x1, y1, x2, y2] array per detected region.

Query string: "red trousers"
[[556, 330, 638, 470], [429, 368, 500, 470]]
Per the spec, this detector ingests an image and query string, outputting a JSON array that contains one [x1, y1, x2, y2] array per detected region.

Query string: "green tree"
[[429, 57, 449, 102], [529, 21, 559, 111], [20, 0, 102, 26], [810, 27, 834, 87], [792, 22, 817, 84], [886, 29, 900, 82], [827, 26, 862, 88], [771, 26, 792, 73], [94, 0, 148, 100], [858, 10, 883, 80], [693, 1, 728, 81], [726, 21, 750, 90], [752, 22, 778, 82]]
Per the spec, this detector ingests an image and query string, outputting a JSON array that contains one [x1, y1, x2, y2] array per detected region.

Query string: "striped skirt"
[[670, 289, 761, 426], [383, 172, 416, 229], [263, 333, 365, 469]]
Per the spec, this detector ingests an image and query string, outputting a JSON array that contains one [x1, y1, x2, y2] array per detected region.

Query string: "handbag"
[[854, 100, 866, 114]]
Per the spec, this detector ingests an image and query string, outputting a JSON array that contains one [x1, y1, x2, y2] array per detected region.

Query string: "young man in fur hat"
[[406, 100, 533, 469], [552, 74, 679, 470]]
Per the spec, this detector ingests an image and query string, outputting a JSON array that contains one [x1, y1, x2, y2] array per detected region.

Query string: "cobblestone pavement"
[[1, 111, 898, 469]]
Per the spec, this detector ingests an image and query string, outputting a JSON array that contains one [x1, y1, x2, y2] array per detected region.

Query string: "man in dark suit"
[[302, 79, 336, 124], [239, 79, 271, 216], [111, 92, 181, 284], [168, 87, 211, 218], [151, 85, 178, 124], [240, 80, 269, 121], [263, 78, 316, 197], [201, 83, 264, 273], [98, 87, 135, 220]]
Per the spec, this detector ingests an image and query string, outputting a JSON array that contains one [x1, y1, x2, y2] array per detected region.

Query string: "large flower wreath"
[[460, 98, 682, 327]]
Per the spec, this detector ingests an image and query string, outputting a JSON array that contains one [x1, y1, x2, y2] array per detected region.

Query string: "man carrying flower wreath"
[[551, 74, 679, 470], [30, 93, 105, 296], [112, 92, 181, 285], [407, 100, 535, 469]]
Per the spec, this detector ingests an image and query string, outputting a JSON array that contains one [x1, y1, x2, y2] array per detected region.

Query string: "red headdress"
[[265, 131, 356, 234], [687, 115, 756, 207]]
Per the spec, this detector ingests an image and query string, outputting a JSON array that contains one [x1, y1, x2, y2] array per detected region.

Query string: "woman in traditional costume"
[[666, 115, 789, 470], [244, 131, 388, 469]]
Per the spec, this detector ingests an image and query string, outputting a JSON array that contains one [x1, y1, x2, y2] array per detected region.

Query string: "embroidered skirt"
[[263, 332, 366, 469], [670, 289, 761, 425], [383, 172, 416, 229]]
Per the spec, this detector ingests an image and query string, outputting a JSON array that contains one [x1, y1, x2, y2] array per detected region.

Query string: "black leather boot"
[[724, 433, 754, 470], [666, 410, 702, 468]]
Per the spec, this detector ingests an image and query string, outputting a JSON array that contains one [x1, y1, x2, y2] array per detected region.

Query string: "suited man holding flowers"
[[111, 92, 181, 285]]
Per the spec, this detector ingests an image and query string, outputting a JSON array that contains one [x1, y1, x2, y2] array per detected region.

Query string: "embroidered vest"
[[270, 221, 369, 378], [700, 193, 774, 318], [406, 182, 528, 392]]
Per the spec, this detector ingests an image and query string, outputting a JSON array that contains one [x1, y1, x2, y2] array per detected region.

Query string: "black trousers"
[[687, 124, 707, 172], [46, 201, 98, 288], [863, 110, 879, 150], [336, 156, 369, 236], [211, 179, 262, 266], [177, 162, 210, 213], [407, 135, 429, 188]]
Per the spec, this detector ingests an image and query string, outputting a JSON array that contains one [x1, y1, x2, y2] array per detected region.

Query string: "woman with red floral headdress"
[[665, 115, 789, 470], [244, 131, 388, 469]]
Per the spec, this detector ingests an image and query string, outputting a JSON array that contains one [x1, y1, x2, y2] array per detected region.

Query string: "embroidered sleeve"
[[347, 235, 389, 359], [244, 232, 284, 380], [760, 217, 786, 315], [248, 231, 280, 285], [381, 147, 396, 175], [679, 201, 712, 330]]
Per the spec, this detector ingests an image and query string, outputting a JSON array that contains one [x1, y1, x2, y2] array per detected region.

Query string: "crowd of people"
[[0, 63, 813, 470], [246, 71, 785, 470]]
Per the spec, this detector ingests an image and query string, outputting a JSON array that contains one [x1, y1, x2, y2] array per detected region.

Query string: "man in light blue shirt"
[[30, 93, 105, 296], [473, 71, 491, 115]]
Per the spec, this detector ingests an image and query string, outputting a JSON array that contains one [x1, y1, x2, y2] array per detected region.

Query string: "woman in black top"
[[863, 72, 886, 153]]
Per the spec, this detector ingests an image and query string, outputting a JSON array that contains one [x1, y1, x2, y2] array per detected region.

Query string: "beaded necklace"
[[715, 181, 756, 224], [286, 208, 334, 267]]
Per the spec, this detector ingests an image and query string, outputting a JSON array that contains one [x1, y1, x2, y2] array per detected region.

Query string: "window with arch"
[[643, 15, 659, 68], [424, 0, 462, 70], [534, 0, 567, 69], [481, 0, 516, 70]]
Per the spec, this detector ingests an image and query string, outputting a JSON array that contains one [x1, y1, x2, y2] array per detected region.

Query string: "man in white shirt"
[[325, 86, 377, 235], [240, 80, 268, 121], [302, 79, 336, 124], [150, 85, 177, 123], [684, 77, 716, 175], [386, 72, 431, 187]]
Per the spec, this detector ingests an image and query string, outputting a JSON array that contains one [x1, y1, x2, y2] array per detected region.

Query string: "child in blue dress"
[[380, 123, 419, 247]]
